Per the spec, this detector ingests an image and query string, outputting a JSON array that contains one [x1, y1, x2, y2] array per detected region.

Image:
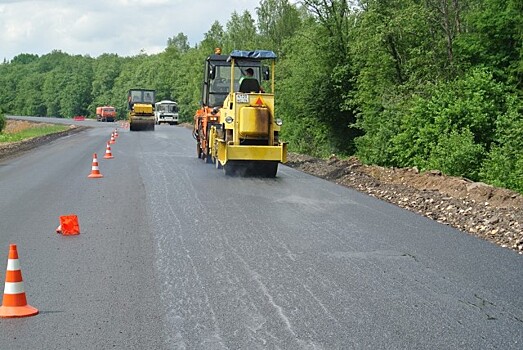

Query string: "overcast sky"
[[0, 0, 263, 61]]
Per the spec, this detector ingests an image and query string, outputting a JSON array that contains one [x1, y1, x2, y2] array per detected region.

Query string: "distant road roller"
[[203, 50, 287, 177], [127, 89, 156, 131]]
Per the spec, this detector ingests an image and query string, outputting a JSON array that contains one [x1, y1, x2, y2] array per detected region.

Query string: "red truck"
[[96, 106, 116, 122]]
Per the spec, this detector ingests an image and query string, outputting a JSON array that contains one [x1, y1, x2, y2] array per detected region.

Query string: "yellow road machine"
[[208, 50, 287, 177], [127, 89, 156, 131]]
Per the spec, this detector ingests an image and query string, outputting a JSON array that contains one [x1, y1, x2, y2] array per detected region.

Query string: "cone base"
[[103, 155, 114, 159], [0, 304, 39, 318], [88, 173, 104, 178]]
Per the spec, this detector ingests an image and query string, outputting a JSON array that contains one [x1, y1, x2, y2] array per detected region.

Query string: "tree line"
[[0, 0, 521, 194]]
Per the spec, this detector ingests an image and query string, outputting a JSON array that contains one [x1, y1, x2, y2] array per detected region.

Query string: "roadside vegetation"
[[0, 113, 5, 133], [0, 117, 69, 143], [0, 0, 521, 194]]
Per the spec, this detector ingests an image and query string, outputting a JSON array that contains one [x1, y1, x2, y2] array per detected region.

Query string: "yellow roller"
[[127, 89, 156, 132]]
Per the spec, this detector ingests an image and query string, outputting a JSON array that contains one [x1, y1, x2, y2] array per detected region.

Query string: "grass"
[[0, 121, 69, 143]]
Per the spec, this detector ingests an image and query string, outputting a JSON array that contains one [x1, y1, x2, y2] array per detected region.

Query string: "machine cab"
[[226, 50, 275, 94], [128, 89, 156, 109], [202, 54, 230, 108]]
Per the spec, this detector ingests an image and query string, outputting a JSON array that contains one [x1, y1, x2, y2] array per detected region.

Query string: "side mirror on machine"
[[263, 66, 270, 80]]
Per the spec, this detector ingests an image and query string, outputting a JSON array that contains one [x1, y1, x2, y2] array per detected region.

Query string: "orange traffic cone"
[[114, 129, 119, 138], [56, 215, 80, 235], [0, 244, 39, 318], [109, 133, 116, 145], [87, 153, 103, 178], [103, 142, 114, 159]]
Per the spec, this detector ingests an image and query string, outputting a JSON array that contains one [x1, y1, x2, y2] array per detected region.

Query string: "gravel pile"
[[286, 153, 523, 255]]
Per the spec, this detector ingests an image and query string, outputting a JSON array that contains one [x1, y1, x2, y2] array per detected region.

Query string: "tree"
[[0, 111, 5, 133], [167, 32, 190, 53], [386, 69, 508, 180], [480, 94, 523, 193], [302, 0, 352, 60], [10, 53, 39, 65], [89, 54, 123, 117], [277, 17, 357, 156], [200, 21, 225, 53], [58, 56, 93, 117], [256, 0, 302, 54], [224, 10, 258, 51], [455, 0, 523, 88], [282, 0, 358, 155]]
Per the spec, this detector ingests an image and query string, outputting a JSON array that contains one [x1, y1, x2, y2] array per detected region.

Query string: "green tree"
[[10, 53, 39, 65], [256, 0, 302, 55], [223, 11, 258, 51], [167, 32, 190, 53], [89, 54, 123, 117], [200, 21, 226, 53], [386, 69, 508, 180], [455, 0, 523, 88], [0, 112, 5, 133], [480, 94, 523, 193], [277, 1, 358, 156], [14, 71, 46, 116]]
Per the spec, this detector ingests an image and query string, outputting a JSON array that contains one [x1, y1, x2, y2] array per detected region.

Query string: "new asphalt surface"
[[0, 117, 521, 349]]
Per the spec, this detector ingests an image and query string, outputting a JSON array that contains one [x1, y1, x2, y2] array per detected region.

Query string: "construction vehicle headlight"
[[225, 116, 234, 124], [275, 118, 283, 126]]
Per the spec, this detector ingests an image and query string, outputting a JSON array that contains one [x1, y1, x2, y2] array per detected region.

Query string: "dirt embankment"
[[286, 154, 523, 255], [0, 120, 88, 161]]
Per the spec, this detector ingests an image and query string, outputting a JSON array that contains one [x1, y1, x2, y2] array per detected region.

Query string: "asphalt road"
[[0, 117, 522, 349]]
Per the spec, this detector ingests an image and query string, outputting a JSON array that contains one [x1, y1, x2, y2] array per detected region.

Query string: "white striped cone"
[[0, 244, 39, 318], [104, 143, 114, 159], [87, 153, 103, 178]]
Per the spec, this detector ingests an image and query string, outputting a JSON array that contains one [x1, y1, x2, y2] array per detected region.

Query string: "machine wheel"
[[197, 143, 202, 159], [259, 161, 278, 178], [223, 161, 278, 177], [204, 147, 213, 164], [223, 161, 249, 176], [223, 162, 238, 176]]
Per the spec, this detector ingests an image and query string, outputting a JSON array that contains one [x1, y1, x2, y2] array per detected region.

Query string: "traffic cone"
[[103, 142, 114, 159], [0, 244, 39, 318], [56, 215, 80, 235], [87, 153, 103, 178], [114, 129, 119, 138], [109, 133, 116, 145]]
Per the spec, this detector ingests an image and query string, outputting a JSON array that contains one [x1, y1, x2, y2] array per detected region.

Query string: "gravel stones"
[[286, 153, 523, 255]]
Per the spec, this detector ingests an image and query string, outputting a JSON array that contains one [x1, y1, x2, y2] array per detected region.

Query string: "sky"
[[0, 0, 264, 62]]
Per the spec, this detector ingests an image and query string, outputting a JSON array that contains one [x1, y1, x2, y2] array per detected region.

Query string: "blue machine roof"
[[228, 50, 278, 61]]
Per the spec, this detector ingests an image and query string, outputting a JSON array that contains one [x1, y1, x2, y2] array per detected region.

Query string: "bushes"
[[0, 113, 5, 133], [480, 95, 523, 193], [426, 128, 485, 180], [355, 68, 523, 193]]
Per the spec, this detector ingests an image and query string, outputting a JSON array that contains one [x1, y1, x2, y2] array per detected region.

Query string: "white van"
[[154, 100, 179, 125]]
